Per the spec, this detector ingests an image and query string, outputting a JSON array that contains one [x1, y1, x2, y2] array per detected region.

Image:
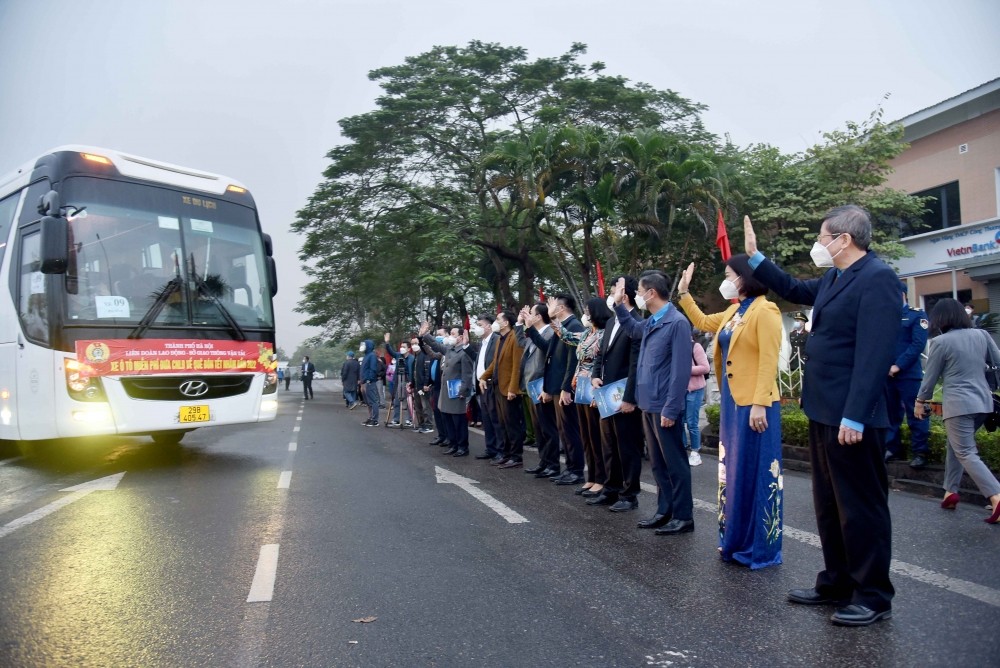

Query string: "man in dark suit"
[[591, 275, 644, 512], [301, 356, 315, 400], [521, 303, 560, 477], [544, 293, 586, 485], [745, 205, 900, 627], [467, 314, 504, 461]]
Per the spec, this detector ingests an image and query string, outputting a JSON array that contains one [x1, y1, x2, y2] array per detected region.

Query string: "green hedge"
[[703, 402, 1000, 471]]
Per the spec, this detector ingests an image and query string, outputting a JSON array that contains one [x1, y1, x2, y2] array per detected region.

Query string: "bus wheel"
[[151, 430, 187, 446]]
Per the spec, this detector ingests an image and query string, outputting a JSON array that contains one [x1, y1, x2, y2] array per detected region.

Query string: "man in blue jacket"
[[611, 271, 693, 535], [884, 285, 930, 468], [744, 206, 899, 627], [359, 339, 379, 426]]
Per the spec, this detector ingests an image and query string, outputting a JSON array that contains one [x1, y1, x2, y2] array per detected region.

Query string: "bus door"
[[0, 192, 20, 440], [13, 222, 56, 440]]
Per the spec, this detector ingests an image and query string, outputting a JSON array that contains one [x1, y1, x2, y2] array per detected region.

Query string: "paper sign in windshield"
[[95, 296, 131, 318]]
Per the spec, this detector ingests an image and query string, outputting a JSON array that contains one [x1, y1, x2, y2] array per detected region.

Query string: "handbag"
[[981, 331, 1000, 432]]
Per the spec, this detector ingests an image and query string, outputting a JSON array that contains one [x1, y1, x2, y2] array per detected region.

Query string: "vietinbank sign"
[[895, 218, 1000, 276], [945, 230, 1000, 257]]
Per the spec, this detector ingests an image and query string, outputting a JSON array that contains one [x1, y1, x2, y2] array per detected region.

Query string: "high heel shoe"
[[985, 503, 1000, 524], [941, 492, 960, 510]]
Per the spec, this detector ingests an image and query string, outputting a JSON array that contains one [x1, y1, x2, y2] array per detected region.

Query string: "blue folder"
[[594, 378, 628, 419]]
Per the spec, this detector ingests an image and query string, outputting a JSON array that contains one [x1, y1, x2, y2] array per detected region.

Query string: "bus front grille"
[[120, 375, 254, 401]]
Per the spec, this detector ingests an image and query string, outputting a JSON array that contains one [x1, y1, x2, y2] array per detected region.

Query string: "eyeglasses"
[[817, 232, 844, 244]]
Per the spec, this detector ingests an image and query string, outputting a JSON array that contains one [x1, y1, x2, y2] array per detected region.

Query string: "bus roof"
[[0, 145, 250, 198]]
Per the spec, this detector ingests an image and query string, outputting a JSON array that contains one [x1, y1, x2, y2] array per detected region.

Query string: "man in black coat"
[[591, 276, 644, 512], [542, 293, 586, 485], [301, 356, 315, 400], [745, 206, 900, 627]]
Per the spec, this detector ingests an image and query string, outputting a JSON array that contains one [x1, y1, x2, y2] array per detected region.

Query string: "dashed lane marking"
[[288, 441, 297, 452], [246, 544, 280, 602], [277, 471, 292, 489]]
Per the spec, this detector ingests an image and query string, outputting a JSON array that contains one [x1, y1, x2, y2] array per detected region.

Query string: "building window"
[[922, 289, 971, 318], [913, 181, 961, 231]]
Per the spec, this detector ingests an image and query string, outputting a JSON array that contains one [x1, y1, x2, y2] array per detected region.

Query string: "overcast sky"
[[1, 0, 998, 354]]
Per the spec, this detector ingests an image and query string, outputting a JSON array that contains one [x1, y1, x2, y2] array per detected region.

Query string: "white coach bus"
[[0, 146, 279, 451]]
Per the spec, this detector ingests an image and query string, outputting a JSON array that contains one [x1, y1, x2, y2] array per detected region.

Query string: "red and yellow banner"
[[75, 339, 276, 377]]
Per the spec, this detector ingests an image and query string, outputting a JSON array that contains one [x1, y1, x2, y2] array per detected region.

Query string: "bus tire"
[[151, 430, 188, 446]]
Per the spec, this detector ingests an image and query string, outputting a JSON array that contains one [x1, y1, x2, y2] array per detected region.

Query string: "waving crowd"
[[336, 206, 1000, 627]]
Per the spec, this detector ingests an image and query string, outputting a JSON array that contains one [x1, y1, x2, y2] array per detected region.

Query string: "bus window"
[[18, 231, 49, 344], [0, 192, 19, 268]]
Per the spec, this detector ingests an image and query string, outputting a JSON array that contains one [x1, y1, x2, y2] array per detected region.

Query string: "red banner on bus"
[[75, 339, 276, 377]]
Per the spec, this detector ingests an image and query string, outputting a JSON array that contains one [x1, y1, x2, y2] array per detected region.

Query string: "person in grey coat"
[[915, 298, 1000, 523], [420, 322, 475, 457], [340, 351, 361, 408]]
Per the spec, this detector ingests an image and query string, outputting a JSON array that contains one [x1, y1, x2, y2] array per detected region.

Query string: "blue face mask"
[[435, 336, 445, 344]]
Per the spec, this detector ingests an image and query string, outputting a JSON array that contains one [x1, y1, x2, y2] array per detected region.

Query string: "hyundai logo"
[[179, 380, 210, 398]]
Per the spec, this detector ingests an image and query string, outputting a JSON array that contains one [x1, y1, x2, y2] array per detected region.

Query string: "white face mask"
[[582, 314, 592, 329], [444, 336, 457, 347], [810, 234, 844, 268], [635, 293, 648, 311], [606, 295, 615, 310], [966, 308, 973, 316], [793, 322, 803, 330], [470, 324, 484, 337], [411, 344, 420, 352], [399, 347, 408, 354], [358, 343, 366, 353], [719, 279, 740, 300], [490, 321, 501, 333]]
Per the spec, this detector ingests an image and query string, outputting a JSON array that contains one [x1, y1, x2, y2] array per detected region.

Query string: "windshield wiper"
[[128, 277, 184, 339], [190, 271, 247, 341]]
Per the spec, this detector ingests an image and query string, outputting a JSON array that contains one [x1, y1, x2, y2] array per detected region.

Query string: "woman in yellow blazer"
[[677, 254, 783, 569]]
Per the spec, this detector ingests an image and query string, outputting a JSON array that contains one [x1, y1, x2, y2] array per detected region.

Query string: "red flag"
[[596, 261, 606, 298], [496, 303, 502, 315], [716, 209, 732, 261], [462, 314, 470, 331], [538, 287, 545, 302]]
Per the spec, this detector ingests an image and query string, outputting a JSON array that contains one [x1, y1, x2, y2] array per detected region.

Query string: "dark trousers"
[[414, 391, 433, 429], [535, 399, 561, 471], [303, 376, 314, 399], [641, 411, 692, 520], [479, 387, 504, 456], [601, 408, 643, 497], [578, 403, 606, 484], [284, 376, 290, 391], [809, 421, 894, 612], [885, 377, 930, 456], [555, 399, 584, 476], [365, 383, 379, 422], [445, 412, 470, 451], [496, 393, 526, 460]]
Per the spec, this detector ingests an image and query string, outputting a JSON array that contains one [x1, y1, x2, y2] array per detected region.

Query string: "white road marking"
[[288, 441, 297, 452], [0, 472, 125, 540], [435, 466, 528, 524], [292, 426, 300, 433], [638, 481, 1000, 607], [277, 471, 292, 489], [296, 416, 302, 421], [247, 544, 280, 602]]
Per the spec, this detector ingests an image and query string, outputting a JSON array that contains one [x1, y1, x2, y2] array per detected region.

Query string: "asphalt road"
[[0, 380, 998, 667]]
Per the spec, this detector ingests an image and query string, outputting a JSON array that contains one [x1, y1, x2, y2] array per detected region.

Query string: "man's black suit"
[[754, 250, 900, 613], [592, 307, 643, 499], [547, 314, 585, 476]]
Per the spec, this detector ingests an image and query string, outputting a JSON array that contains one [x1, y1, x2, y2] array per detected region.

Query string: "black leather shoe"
[[787, 588, 849, 606], [574, 486, 591, 495], [499, 459, 522, 469], [524, 466, 544, 474], [535, 467, 560, 479], [586, 491, 619, 506], [429, 438, 443, 445], [452, 449, 469, 457], [555, 473, 583, 486], [637, 513, 670, 529], [609, 498, 639, 512], [581, 488, 602, 498], [489, 455, 507, 466], [830, 604, 892, 627], [475, 452, 493, 460], [443, 447, 458, 455], [655, 518, 694, 535], [438, 441, 453, 448]]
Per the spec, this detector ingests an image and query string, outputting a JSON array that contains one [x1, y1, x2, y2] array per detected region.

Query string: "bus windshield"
[[60, 177, 274, 331]]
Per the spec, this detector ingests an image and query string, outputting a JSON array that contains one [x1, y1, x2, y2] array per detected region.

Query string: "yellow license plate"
[[179, 405, 210, 423]]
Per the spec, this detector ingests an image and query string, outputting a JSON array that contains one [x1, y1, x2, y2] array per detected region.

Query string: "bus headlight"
[[65, 358, 107, 401], [260, 399, 278, 413]]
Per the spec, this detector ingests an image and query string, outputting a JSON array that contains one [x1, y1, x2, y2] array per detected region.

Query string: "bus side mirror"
[[262, 233, 274, 257], [266, 256, 278, 296], [40, 215, 69, 274]]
